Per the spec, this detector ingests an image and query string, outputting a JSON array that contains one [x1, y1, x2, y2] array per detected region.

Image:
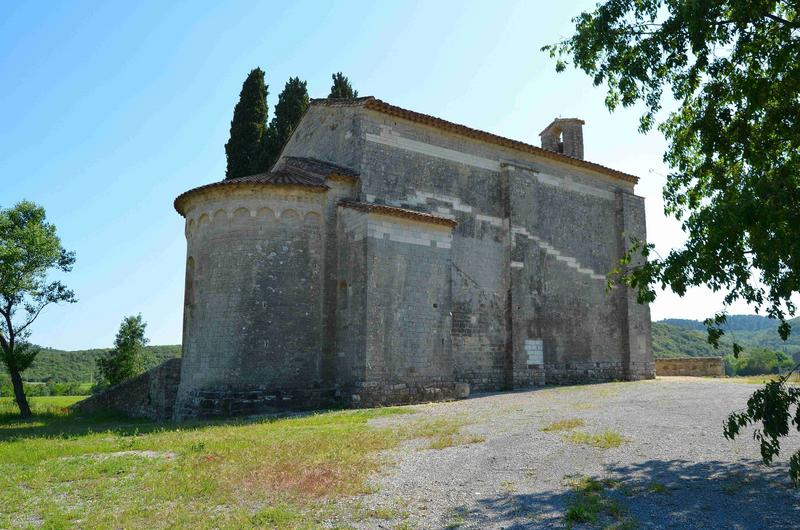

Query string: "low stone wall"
[[544, 361, 656, 385], [655, 357, 725, 377], [72, 358, 182, 420]]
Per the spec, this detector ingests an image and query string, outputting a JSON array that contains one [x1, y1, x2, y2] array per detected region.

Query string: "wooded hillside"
[[8, 345, 181, 384], [653, 315, 800, 360]]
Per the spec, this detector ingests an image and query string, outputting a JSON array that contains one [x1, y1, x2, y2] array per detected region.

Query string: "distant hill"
[[652, 323, 721, 358], [660, 314, 788, 332], [8, 345, 182, 383], [653, 315, 800, 360]]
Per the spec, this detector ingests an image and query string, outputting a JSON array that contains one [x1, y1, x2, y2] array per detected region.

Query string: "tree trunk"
[[10, 369, 32, 419]]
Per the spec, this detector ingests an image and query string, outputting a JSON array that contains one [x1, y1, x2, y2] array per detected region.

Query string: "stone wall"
[[354, 106, 653, 387], [174, 186, 327, 419], [655, 357, 725, 377], [336, 205, 458, 391], [363, 213, 454, 384], [72, 358, 181, 420]]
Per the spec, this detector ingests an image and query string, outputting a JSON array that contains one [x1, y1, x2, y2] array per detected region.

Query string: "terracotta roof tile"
[[338, 200, 457, 227], [174, 170, 327, 216]]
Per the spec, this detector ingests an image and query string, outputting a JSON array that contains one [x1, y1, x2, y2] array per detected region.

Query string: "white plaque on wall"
[[525, 339, 543, 366]]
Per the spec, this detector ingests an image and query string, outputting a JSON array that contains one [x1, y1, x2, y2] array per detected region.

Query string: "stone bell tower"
[[539, 118, 585, 159]]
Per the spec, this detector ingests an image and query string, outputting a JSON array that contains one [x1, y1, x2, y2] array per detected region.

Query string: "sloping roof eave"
[[338, 200, 457, 227], [173, 179, 328, 216]]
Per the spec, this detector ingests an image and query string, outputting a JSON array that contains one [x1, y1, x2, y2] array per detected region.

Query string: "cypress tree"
[[262, 76, 309, 170], [328, 72, 358, 99], [224, 68, 268, 179]]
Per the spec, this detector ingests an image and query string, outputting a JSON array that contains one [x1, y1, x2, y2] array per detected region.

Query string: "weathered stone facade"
[[166, 96, 654, 419]]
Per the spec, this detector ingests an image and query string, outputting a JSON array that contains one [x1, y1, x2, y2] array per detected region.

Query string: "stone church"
[[167, 96, 654, 419], [77, 96, 654, 420]]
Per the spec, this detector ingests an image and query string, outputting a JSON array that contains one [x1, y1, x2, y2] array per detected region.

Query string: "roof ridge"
[[309, 96, 375, 107]]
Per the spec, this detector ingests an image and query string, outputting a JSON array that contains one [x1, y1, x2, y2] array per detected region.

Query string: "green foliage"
[[663, 315, 782, 332], [0, 344, 180, 386], [547, 2, 800, 482], [0, 200, 76, 417], [262, 76, 309, 171], [725, 375, 800, 485], [224, 68, 269, 179], [95, 315, 151, 388], [652, 315, 800, 360], [652, 322, 722, 358], [725, 348, 795, 377], [546, 1, 800, 345], [0, 381, 90, 397], [328, 72, 358, 99]]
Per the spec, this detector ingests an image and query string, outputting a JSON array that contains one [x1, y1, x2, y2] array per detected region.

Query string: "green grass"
[[363, 506, 407, 521], [541, 418, 585, 432], [564, 476, 633, 528], [648, 482, 669, 494], [500, 480, 517, 493], [720, 472, 753, 495], [0, 395, 83, 420], [0, 404, 447, 528], [396, 416, 483, 450], [725, 373, 800, 384], [564, 430, 627, 449]]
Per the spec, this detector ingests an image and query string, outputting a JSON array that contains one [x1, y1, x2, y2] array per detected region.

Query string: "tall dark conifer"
[[224, 68, 268, 179], [328, 72, 358, 99], [262, 76, 309, 170]]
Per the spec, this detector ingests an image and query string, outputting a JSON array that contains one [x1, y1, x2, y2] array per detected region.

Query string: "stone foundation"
[[73, 356, 659, 421], [655, 357, 724, 377], [174, 386, 341, 419], [542, 360, 655, 385], [346, 380, 471, 408], [72, 358, 181, 420]]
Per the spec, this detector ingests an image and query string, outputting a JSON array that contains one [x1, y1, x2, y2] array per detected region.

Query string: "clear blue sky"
[[0, 1, 747, 350]]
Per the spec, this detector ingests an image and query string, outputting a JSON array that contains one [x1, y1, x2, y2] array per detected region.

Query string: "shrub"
[[725, 348, 796, 376]]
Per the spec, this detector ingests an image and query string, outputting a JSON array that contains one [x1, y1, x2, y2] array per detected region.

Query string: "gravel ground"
[[340, 377, 800, 529]]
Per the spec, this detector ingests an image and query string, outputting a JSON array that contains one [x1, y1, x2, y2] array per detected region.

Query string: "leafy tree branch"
[[0, 200, 75, 417], [547, 0, 800, 482]]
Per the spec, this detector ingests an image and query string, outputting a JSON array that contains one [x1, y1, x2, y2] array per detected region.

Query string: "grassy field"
[[0, 397, 475, 529], [1, 375, 795, 528], [720, 373, 800, 384], [0, 396, 83, 421]]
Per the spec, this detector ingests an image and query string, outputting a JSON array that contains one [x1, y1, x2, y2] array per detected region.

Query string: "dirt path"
[[342, 377, 800, 529]]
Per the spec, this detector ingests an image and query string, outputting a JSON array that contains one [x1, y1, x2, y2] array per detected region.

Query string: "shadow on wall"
[[448, 459, 800, 529]]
